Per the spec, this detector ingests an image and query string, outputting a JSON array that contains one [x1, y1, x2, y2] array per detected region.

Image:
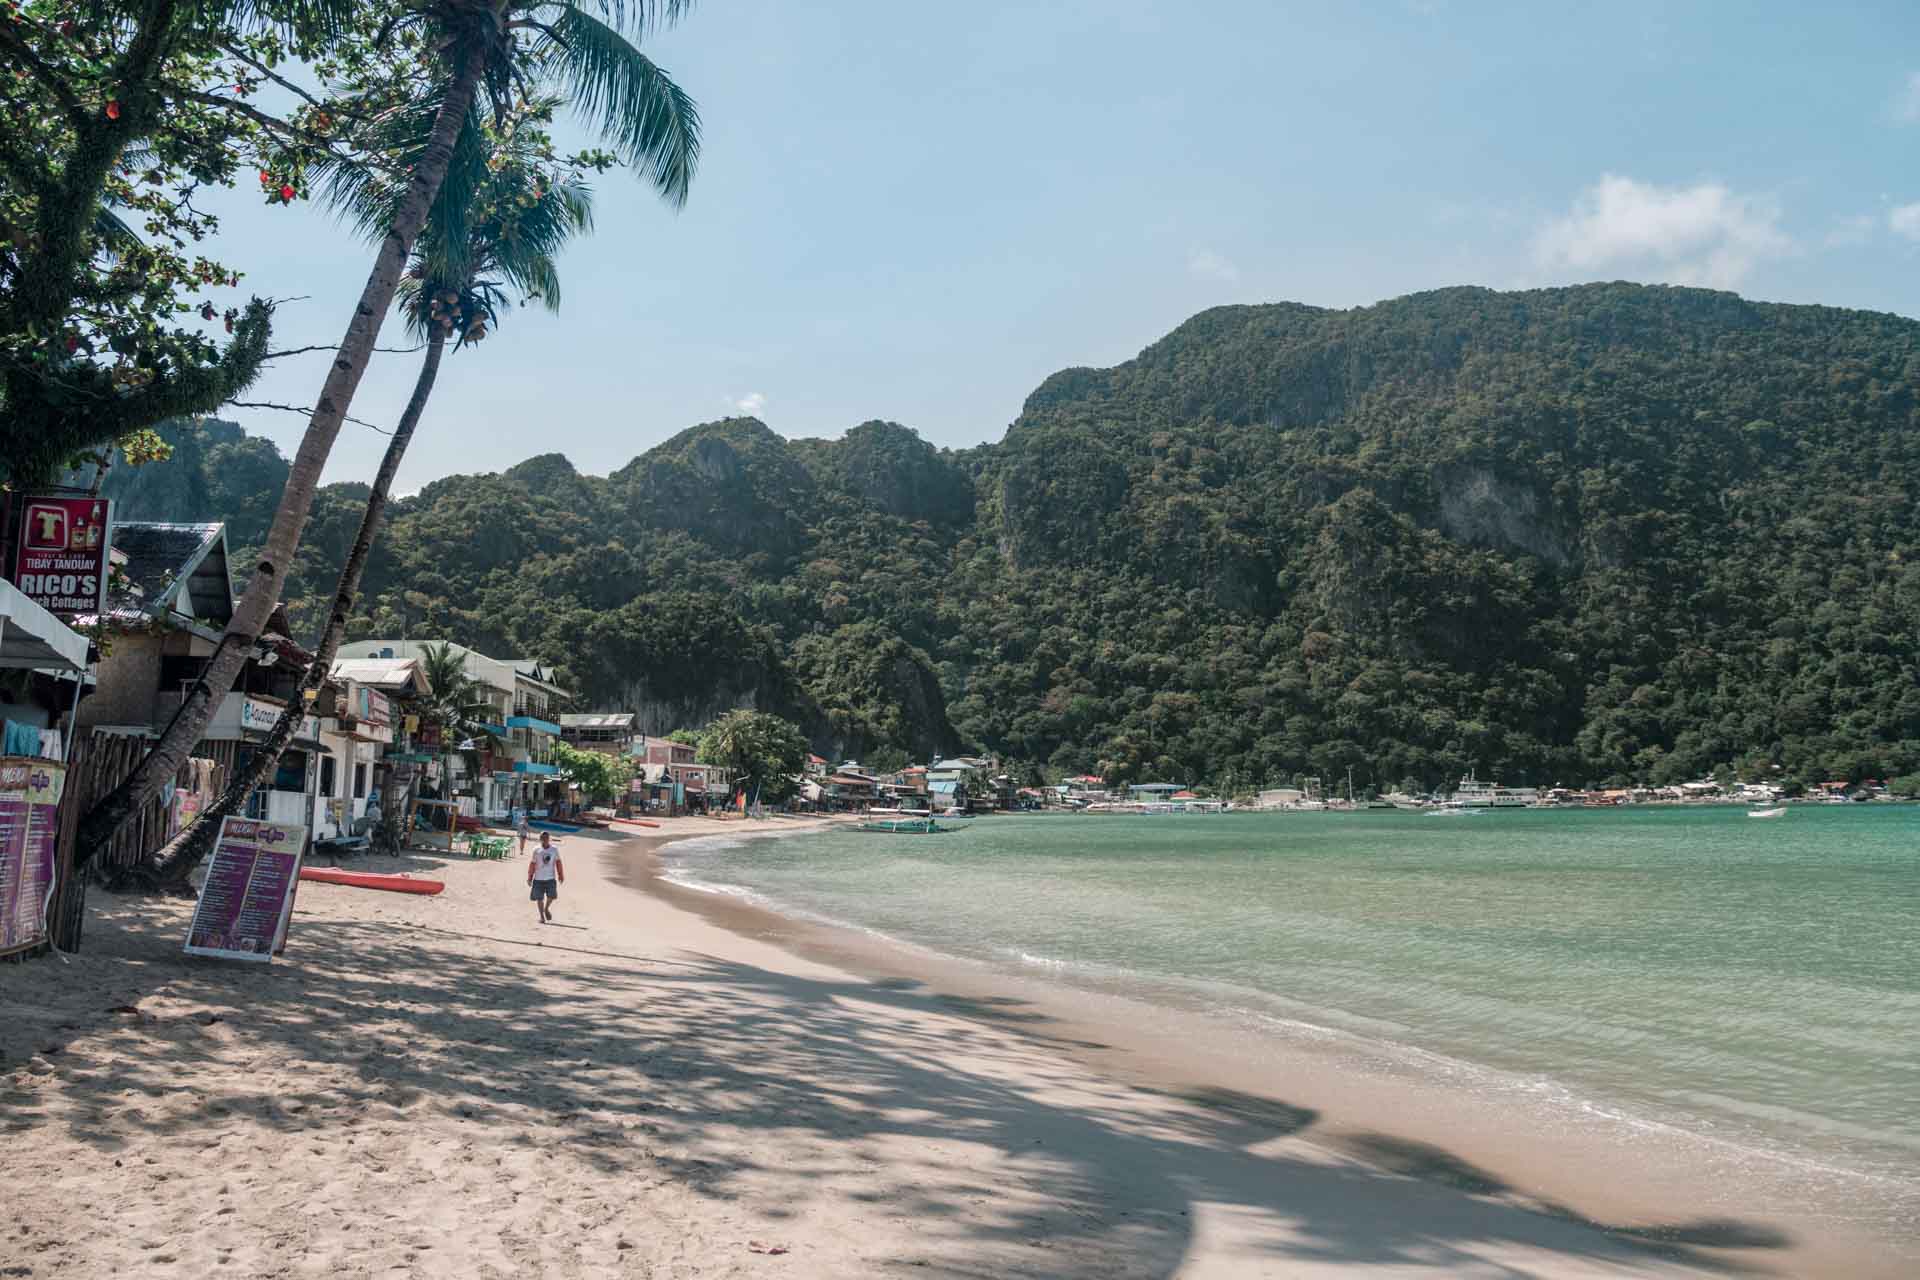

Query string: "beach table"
[[411, 799, 461, 857]]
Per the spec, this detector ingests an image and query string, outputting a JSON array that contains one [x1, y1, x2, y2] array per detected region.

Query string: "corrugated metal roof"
[[560, 713, 635, 729], [329, 657, 431, 694]]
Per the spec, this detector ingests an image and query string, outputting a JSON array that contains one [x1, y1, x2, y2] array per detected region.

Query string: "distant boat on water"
[[1453, 772, 1539, 808], [1747, 806, 1788, 820], [857, 814, 962, 834]]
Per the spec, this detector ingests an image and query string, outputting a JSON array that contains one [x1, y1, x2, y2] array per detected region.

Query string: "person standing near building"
[[527, 832, 563, 924], [513, 804, 529, 854]]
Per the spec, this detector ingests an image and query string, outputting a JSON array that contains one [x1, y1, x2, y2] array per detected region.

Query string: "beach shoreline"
[[0, 816, 1908, 1277], [622, 820, 1918, 1276]]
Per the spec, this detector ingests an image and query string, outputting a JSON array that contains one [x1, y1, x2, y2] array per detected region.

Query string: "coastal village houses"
[[74, 522, 326, 834], [70, 522, 454, 851], [337, 640, 569, 821]]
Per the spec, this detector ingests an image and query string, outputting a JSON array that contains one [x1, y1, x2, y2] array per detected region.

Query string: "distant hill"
[[105, 282, 1920, 789]]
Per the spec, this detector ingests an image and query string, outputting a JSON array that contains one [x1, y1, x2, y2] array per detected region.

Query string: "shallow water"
[[661, 807, 1920, 1188]]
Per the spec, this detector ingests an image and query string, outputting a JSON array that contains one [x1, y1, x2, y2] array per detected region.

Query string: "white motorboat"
[[1747, 806, 1787, 819], [1453, 772, 1540, 808]]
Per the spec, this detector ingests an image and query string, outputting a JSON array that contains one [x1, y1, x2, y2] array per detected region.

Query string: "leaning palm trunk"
[[140, 334, 450, 886], [73, 47, 487, 878]]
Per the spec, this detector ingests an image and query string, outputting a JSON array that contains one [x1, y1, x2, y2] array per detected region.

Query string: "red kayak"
[[299, 867, 445, 895]]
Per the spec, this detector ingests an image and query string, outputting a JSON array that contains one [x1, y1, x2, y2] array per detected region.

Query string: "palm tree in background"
[[79, 0, 701, 872], [417, 641, 508, 808], [143, 100, 618, 882]]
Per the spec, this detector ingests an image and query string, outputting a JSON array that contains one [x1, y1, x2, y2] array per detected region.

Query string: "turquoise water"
[[663, 807, 1920, 1184]]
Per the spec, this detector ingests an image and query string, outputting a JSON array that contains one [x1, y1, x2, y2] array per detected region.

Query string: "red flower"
[[279, 184, 295, 201], [105, 100, 120, 120]]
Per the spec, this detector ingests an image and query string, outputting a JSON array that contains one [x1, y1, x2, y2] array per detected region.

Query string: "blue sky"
[[208, 0, 1920, 488]]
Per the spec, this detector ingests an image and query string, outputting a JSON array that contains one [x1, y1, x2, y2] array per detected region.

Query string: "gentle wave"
[[655, 811, 1920, 1214]]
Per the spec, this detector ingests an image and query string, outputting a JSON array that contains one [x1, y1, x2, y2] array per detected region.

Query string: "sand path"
[[0, 820, 1854, 1277]]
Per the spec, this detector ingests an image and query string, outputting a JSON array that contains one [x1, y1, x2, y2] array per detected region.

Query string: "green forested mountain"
[[108, 283, 1920, 791]]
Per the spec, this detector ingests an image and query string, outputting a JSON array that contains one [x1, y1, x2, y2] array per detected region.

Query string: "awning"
[[0, 579, 89, 671]]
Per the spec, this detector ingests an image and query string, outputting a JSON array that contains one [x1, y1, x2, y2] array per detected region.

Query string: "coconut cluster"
[[425, 289, 486, 342]]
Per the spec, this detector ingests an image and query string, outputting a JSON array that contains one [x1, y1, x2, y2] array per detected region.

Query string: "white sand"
[[0, 819, 1893, 1277]]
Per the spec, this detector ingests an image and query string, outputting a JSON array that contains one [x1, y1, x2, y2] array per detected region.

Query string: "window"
[[320, 755, 337, 798], [354, 763, 368, 798], [272, 750, 305, 793]]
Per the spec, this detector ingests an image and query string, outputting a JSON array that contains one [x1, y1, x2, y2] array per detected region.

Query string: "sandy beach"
[[0, 819, 1904, 1278]]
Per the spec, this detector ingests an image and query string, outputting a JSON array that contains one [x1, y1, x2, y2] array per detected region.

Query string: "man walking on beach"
[[528, 832, 563, 924]]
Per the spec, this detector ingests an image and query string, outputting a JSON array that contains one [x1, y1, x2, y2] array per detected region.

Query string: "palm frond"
[[92, 204, 142, 259], [536, 6, 700, 206], [555, 0, 699, 39]]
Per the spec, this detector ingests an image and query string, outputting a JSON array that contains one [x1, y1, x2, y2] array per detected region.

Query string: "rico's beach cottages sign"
[[184, 817, 307, 962], [9, 495, 113, 618]]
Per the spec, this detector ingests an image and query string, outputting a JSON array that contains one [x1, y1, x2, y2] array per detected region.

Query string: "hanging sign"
[[0, 758, 65, 955], [10, 495, 112, 618], [184, 817, 308, 961]]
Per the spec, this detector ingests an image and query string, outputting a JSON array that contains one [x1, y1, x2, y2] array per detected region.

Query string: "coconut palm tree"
[[77, 0, 701, 871], [142, 103, 610, 882], [415, 640, 511, 810]]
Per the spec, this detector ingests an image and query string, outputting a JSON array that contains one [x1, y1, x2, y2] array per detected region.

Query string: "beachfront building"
[[1128, 783, 1183, 803], [630, 735, 733, 814], [927, 756, 993, 811], [337, 640, 571, 820], [317, 657, 435, 841], [560, 712, 640, 756], [74, 522, 327, 832]]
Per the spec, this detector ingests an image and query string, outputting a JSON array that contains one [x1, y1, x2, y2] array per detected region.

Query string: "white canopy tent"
[[0, 579, 89, 672]]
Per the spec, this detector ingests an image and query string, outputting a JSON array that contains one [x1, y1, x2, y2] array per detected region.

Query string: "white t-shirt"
[[531, 844, 560, 881]]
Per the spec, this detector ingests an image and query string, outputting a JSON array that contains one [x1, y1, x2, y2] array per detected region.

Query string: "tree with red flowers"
[[0, 0, 398, 484]]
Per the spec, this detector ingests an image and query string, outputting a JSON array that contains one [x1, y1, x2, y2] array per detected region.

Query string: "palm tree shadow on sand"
[[4, 897, 1797, 1278]]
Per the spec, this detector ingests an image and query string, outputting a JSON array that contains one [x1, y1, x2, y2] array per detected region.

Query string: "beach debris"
[[747, 1241, 790, 1255]]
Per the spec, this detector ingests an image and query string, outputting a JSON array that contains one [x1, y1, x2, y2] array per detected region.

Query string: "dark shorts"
[[530, 880, 558, 901]]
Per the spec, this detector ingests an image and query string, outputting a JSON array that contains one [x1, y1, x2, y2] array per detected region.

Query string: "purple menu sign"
[[184, 817, 308, 961], [0, 758, 65, 955]]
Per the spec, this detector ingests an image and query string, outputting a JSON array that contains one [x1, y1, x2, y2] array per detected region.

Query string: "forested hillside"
[[107, 283, 1920, 791]]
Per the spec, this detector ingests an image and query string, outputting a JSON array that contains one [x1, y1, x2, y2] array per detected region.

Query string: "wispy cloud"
[[1824, 213, 1877, 248], [733, 391, 767, 415], [1531, 174, 1791, 289], [1895, 71, 1920, 122], [1187, 247, 1240, 284], [1889, 202, 1920, 241]]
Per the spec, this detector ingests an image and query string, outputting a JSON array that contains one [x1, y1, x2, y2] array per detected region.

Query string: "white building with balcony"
[[337, 639, 570, 820]]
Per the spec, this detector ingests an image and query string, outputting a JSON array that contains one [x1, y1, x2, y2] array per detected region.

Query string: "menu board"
[[0, 757, 66, 955], [183, 817, 307, 961]]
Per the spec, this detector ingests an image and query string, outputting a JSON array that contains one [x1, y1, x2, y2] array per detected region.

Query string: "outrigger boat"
[[857, 816, 960, 834]]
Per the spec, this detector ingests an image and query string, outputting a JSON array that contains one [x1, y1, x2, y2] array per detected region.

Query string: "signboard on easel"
[[0, 757, 65, 956], [183, 817, 307, 961]]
